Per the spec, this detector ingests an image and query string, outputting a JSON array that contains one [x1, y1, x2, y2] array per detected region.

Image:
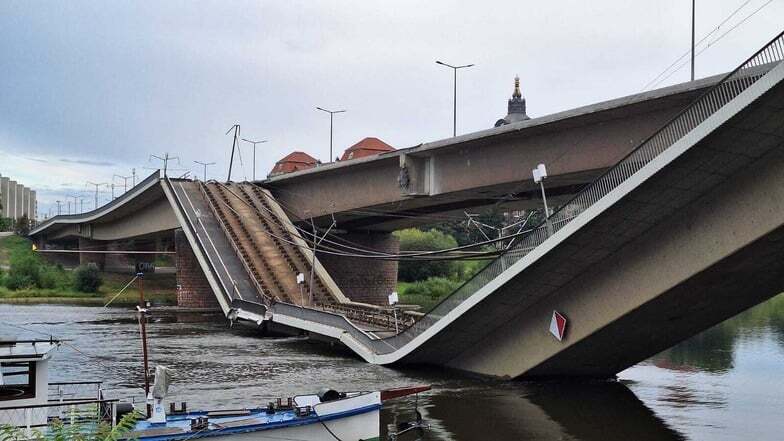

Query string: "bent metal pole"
[[136, 272, 151, 417]]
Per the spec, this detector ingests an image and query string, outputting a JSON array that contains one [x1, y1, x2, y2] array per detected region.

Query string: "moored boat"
[[0, 339, 430, 441]]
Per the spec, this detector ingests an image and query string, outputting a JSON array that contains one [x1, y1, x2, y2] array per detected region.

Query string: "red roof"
[[269, 151, 318, 177], [340, 137, 395, 161]]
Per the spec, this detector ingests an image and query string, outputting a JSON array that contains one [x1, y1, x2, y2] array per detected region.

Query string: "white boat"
[[0, 339, 429, 441]]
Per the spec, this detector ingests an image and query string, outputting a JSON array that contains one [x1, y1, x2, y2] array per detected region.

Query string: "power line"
[[644, 0, 774, 91], [642, 0, 753, 91]]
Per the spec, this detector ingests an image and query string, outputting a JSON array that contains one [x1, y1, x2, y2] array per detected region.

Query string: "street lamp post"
[[532, 163, 552, 235], [436, 60, 474, 137], [241, 138, 268, 181], [86, 182, 107, 210], [193, 161, 216, 182], [149, 153, 179, 177], [691, 0, 696, 81], [114, 174, 132, 194], [316, 107, 346, 162]]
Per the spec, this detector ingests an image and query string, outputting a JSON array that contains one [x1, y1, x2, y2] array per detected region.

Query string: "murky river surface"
[[2, 294, 783, 440]]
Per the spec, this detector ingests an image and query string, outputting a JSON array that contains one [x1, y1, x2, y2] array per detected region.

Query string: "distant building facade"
[[269, 137, 396, 178], [340, 137, 395, 161], [495, 76, 530, 127], [268, 151, 319, 177], [0, 173, 37, 221]]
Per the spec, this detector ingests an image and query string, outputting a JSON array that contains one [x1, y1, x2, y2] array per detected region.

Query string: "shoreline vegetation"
[[0, 234, 176, 306], [2, 226, 484, 310]]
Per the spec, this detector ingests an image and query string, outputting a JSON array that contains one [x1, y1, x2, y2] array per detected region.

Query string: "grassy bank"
[[0, 272, 177, 306], [0, 233, 30, 266], [0, 234, 176, 306]]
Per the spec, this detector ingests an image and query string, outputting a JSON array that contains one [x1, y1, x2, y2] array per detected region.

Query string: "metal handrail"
[[385, 30, 784, 347]]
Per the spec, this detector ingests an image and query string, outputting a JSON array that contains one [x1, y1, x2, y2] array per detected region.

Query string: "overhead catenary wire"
[[208, 181, 518, 261], [642, 0, 754, 91], [644, 0, 775, 91], [220, 181, 524, 259], [255, 181, 531, 254], [213, 182, 505, 260]]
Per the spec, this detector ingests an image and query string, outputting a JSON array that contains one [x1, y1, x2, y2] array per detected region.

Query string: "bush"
[[14, 214, 30, 236], [0, 217, 13, 232], [401, 277, 461, 299], [5, 250, 41, 290], [73, 265, 103, 293], [394, 228, 459, 282], [39, 265, 70, 290]]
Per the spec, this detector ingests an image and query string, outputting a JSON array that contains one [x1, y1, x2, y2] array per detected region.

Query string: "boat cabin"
[[0, 340, 58, 426]]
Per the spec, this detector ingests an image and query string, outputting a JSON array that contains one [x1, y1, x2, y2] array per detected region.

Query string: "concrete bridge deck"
[[29, 31, 784, 378]]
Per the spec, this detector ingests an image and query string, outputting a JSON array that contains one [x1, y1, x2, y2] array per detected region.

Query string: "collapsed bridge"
[[30, 31, 784, 378]]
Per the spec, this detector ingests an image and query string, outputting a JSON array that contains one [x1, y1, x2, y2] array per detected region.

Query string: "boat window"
[[0, 362, 37, 401]]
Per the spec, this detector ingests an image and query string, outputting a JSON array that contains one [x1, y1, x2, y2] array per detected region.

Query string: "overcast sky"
[[1, 0, 782, 217]]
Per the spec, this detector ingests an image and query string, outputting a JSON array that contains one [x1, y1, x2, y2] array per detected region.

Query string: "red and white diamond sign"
[[549, 310, 567, 341]]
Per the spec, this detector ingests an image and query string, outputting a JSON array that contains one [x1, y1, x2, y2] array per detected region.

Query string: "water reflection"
[[649, 294, 784, 374], [2, 293, 784, 440], [402, 381, 684, 441]]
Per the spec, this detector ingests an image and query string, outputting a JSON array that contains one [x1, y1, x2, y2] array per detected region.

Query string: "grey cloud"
[[60, 158, 116, 167]]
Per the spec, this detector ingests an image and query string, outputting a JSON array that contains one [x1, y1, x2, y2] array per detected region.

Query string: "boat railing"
[[0, 399, 120, 434], [48, 381, 105, 403]]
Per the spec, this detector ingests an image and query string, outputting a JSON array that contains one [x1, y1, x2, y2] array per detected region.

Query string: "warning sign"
[[549, 310, 567, 341]]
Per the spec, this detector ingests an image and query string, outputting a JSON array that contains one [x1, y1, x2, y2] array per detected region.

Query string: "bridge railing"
[[387, 31, 784, 348]]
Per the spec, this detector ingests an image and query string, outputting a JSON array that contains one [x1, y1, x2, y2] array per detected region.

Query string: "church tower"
[[495, 76, 530, 127]]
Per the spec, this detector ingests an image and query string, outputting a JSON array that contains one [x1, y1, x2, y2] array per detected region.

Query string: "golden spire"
[[513, 75, 521, 99]]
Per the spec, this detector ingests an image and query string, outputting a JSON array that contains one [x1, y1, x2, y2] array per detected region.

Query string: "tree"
[[14, 214, 30, 236], [394, 228, 459, 282]]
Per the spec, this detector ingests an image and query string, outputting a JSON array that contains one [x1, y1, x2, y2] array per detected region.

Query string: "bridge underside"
[[428, 75, 784, 378]]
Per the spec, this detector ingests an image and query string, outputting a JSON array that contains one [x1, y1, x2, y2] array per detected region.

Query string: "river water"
[[2, 294, 783, 440]]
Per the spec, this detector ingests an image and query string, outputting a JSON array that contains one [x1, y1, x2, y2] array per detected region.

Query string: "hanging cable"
[[206, 182, 519, 261], [644, 0, 774, 91]]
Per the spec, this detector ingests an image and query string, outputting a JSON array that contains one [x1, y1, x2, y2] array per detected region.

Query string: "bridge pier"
[[317, 231, 399, 305], [78, 237, 105, 270], [174, 229, 218, 308]]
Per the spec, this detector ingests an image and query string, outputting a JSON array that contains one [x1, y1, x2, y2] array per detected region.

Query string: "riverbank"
[[0, 234, 176, 306], [0, 271, 177, 306]]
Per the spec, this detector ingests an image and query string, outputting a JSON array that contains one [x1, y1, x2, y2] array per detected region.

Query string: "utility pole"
[[193, 161, 216, 182], [68, 195, 79, 214], [149, 153, 179, 177], [316, 107, 346, 162], [132, 168, 137, 187], [114, 174, 132, 194], [436, 60, 474, 137], [241, 138, 268, 181], [226, 125, 241, 181], [86, 182, 107, 210], [691, 0, 696, 81]]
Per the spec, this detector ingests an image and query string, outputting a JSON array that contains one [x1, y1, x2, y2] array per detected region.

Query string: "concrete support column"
[[105, 240, 134, 273], [78, 238, 106, 270], [317, 231, 399, 305], [175, 229, 218, 308]]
